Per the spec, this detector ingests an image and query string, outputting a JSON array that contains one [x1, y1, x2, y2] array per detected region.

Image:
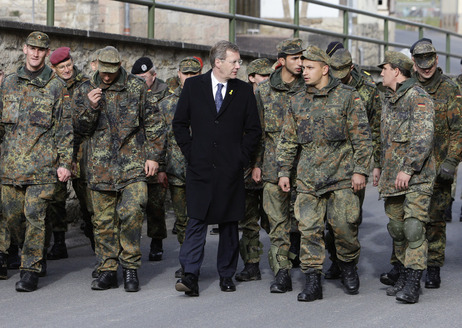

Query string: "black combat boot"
[[380, 262, 400, 286], [91, 271, 118, 290], [396, 268, 423, 304], [339, 260, 360, 295], [47, 231, 68, 260], [7, 244, 20, 270], [16, 271, 39, 292], [0, 252, 7, 280], [39, 259, 47, 277], [386, 263, 405, 296], [425, 266, 441, 289], [235, 262, 261, 281], [289, 232, 301, 268], [297, 272, 323, 302], [324, 260, 341, 280], [149, 239, 163, 261], [175, 267, 184, 278], [123, 268, 140, 292], [270, 269, 292, 293]]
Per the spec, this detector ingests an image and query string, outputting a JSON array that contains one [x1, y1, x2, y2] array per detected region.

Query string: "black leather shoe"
[[270, 269, 292, 293], [324, 261, 341, 280], [219, 277, 236, 292], [425, 266, 441, 289], [91, 271, 118, 290], [7, 245, 20, 270], [209, 227, 219, 235], [16, 271, 39, 292], [0, 253, 7, 280], [47, 231, 68, 260], [149, 239, 163, 261], [123, 268, 140, 292], [175, 267, 184, 278], [235, 262, 261, 281], [380, 263, 400, 286], [175, 273, 199, 296]]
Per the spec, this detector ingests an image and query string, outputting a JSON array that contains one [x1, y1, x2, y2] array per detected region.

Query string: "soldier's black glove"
[[438, 158, 459, 182]]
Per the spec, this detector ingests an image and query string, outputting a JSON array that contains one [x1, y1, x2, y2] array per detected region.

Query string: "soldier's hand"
[[252, 167, 262, 183], [158, 172, 168, 188], [438, 158, 458, 182], [372, 168, 381, 187], [57, 167, 71, 182], [278, 177, 290, 192], [351, 173, 366, 192], [88, 88, 102, 109], [395, 171, 411, 191], [145, 160, 159, 177]]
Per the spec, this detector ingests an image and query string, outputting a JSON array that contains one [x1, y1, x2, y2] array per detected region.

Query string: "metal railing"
[[43, 0, 462, 72]]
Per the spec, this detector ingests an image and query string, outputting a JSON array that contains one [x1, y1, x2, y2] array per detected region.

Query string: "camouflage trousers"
[[91, 181, 147, 272], [72, 177, 94, 227], [169, 184, 188, 245], [146, 182, 167, 240], [427, 182, 452, 267], [325, 188, 365, 262], [263, 182, 292, 274], [1, 183, 55, 273], [296, 189, 361, 273], [384, 192, 430, 271], [238, 188, 268, 264]]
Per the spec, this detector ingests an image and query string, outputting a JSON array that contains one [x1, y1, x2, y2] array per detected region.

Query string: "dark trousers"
[[179, 218, 239, 278]]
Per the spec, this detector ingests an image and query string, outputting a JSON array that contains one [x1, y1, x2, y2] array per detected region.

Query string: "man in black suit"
[[173, 40, 262, 296]]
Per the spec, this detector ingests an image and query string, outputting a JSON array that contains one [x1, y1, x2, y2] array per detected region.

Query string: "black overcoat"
[[172, 70, 261, 224]]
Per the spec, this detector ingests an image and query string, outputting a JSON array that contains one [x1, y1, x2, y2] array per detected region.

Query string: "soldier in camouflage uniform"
[[394, 39, 461, 290], [376, 51, 435, 304], [0, 31, 73, 291], [234, 58, 273, 282], [73, 46, 164, 292], [157, 56, 202, 278], [131, 57, 170, 262], [277, 45, 372, 302], [254, 39, 306, 293], [323, 47, 382, 279], [46, 47, 93, 260]]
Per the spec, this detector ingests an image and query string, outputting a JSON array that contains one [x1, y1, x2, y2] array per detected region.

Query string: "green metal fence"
[[44, 0, 462, 72]]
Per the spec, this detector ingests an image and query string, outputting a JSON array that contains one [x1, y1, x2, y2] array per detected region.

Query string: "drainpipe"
[[124, 3, 130, 36]]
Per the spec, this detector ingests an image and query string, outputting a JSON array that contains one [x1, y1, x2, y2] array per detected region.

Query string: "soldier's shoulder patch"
[[417, 103, 426, 108], [456, 94, 462, 98]]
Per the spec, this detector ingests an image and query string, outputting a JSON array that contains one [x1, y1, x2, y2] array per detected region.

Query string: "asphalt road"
[[1, 167, 462, 328]]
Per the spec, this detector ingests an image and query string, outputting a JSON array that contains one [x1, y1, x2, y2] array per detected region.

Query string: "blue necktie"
[[215, 83, 224, 112]]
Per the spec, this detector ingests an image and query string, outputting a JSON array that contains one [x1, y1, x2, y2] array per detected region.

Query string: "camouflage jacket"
[[415, 68, 462, 171], [378, 78, 436, 197], [277, 76, 372, 195], [348, 66, 382, 168], [157, 86, 186, 186], [254, 66, 305, 183], [73, 67, 164, 191], [0, 65, 73, 185]]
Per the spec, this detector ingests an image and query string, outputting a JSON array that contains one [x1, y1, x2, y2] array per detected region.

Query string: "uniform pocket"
[[324, 105, 346, 141], [2, 95, 20, 124], [29, 97, 53, 129]]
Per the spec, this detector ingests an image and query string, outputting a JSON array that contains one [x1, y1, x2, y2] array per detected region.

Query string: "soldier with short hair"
[[131, 56, 170, 262], [157, 56, 202, 278], [73, 46, 163, 292], [0, 31, 73, 291], [376, 50, 435, 304], [277, 45, 372, 302], [255, 38, 305, 293]]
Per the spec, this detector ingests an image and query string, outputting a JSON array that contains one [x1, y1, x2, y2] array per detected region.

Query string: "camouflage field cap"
[[98, 46, 121, 73], [302, 45, 330, 64], [247, 58, 273, 76], [378, 51, 413, 71], [411, 39, 437, 69], [179, 57, 202, 73], [26, 31, 50, 49], [330, 49, 353, 79], [277, 38, 304, 56]]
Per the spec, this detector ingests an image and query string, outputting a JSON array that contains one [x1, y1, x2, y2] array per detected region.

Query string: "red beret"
[[50, 47, 71, 65]]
